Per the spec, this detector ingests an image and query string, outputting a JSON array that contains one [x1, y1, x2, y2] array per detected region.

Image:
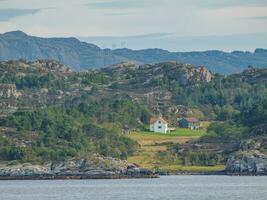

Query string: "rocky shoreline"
[[0, 155, 159, 180], [0, 172, 159, 180], [0, 165, 159, 180], [1, 169, 267, 180], [1, 150, 267, 180]]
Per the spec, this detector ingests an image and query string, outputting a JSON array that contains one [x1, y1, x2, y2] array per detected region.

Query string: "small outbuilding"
[[178, 118, 200, 129]]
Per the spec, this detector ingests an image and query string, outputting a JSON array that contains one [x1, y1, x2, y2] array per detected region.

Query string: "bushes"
[[202, 96, 267, 144], [35, 147, 77, 162], [202, 122, 245, 143], [183, 151, 222, 166], [0, 104, 138, 162], [81, 72, 110, 85], [15, 73, 55, 89], [0, 146, 26, 161], [239, 97, 267, 136], [83, 124, 137, 159], [77, 95, 152, 128]]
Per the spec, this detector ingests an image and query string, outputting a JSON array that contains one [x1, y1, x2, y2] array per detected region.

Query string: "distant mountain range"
[[0, 31, 267, 74]]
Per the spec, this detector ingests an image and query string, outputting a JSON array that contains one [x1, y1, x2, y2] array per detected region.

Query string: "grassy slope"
[[127, 129, 225, 172]]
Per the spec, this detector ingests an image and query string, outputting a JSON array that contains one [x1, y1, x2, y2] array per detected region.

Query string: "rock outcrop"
[[0, 84, 18, 115], [226, 150, 267, 175], [152, 62, 213, 85], [30, 60, 73, 74], [0, 155, 157, 179], [0, 84, 18, 99], [240, 67, 267, 84]]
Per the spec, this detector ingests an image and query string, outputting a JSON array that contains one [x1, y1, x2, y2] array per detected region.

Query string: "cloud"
[[80, 32, 173, 40], [86, 0, 160, 10], [246, 16, 267, 20], [87, 0, 267, 10], [183, 0, 267, 8], [102, 11, 139, 16], [0, 8, 43, 21], [79, 32, 267, 52]]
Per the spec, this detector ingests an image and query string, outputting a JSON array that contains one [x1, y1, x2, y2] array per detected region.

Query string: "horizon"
[[1, 30, 266, 53], [0, 0, 267, 51]]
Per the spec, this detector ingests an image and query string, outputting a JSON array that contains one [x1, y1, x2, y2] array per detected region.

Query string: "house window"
[[158, 126, 162, 129]]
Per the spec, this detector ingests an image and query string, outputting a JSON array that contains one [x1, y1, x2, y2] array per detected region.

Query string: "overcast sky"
[[0, 0, 267, 51]]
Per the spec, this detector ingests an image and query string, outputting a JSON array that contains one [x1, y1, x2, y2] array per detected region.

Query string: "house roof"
[[150, 116, 168, 124], [185, 118, 199, 123]]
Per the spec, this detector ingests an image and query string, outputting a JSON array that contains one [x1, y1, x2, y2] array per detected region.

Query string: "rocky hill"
[[0, 59, 266, 176], [1, 31, 267, 74], [0, 59, 266, 118]]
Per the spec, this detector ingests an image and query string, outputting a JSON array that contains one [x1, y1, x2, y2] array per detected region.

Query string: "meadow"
[[127, 129, 225, 172]]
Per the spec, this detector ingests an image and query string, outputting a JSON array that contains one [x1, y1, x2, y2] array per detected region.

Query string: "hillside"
[[1, 59, 266, 122], [0, 60, 266, 174], [1, 31, 267, 74]]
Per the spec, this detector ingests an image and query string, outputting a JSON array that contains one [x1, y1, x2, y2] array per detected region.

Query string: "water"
[[0, 176, 267, 200]]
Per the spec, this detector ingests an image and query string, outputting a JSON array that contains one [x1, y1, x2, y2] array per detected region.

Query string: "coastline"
[[0, 173, 159, 181], [1, 170, 267, 180]]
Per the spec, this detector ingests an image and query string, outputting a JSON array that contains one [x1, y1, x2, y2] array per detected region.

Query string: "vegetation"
[[0, 104, 141, 162], [128, 129, 220, 172], [203, 96, 267, 143], [0, 60, 266, 172]]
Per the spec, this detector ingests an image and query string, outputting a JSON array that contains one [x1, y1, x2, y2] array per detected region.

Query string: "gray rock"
[[226, 151, 267, 175], [0, 154, 130, 178]]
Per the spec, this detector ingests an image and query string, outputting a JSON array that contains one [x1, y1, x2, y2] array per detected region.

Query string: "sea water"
[[0, 176, 267, 200]]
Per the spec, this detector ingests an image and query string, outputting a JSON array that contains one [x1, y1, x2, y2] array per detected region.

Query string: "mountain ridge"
[[0, 31, 267, 74]]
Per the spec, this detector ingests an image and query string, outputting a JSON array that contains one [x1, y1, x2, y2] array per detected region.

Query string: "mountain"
[[0, 31, 127, 71], [112, 48, 267, 74], [1, 31, 267, 74]]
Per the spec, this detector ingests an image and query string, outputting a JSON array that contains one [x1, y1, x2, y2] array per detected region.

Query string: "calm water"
[[0, 176, 267, 200]]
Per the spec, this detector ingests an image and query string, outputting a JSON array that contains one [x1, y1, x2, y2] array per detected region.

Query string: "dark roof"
[[185, 118, 199, 123]]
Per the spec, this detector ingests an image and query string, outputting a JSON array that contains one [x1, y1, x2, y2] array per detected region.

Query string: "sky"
[[0, 0, 267, 51]]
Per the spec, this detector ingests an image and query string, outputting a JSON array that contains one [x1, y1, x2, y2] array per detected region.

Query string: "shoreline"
[[1, 171, 267, 180], [0, 174, 159, 181]]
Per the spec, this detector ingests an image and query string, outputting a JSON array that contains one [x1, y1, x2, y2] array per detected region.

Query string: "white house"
[[149, 116, 169, 134]]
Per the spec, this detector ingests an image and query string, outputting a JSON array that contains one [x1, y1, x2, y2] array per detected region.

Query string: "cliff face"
[[0, 84, 18, 115]]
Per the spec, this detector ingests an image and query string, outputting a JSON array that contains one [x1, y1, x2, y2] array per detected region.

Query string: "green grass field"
[[141, 128, 206, 136], [127, 128, 225, 173]]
